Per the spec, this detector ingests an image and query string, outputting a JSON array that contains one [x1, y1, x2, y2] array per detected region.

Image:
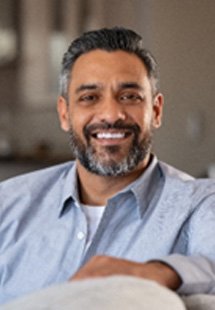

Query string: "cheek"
[[129, 106, 153, 130], [144, 112, 154, 128], [69, 109, 92, 135]]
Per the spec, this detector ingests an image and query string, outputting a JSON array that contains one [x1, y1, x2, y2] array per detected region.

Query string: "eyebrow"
[[75, 84, 101, 94], [118, 82, 144, 91]]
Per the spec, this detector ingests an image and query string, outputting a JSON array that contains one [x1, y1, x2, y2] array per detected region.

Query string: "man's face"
[[58, 50, 163, 176]]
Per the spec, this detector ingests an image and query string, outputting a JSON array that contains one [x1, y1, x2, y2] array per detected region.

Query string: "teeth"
[[96, 132, 125, 139]]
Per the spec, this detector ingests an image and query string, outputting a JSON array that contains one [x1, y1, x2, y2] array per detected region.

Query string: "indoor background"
[[0, 0, 215, 180]]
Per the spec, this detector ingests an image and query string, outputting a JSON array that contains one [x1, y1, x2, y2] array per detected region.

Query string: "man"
[[0, 27, 215, 304]]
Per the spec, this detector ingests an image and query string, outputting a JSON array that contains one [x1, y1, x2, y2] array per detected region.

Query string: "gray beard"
[[68, 123, 153, 177]]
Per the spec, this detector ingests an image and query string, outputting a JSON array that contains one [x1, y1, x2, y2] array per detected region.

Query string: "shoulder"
[[158, 160, 215, 207], [0, 161, 76, 249], [0, 161, 74, 189], [0, 161, 75, 213]]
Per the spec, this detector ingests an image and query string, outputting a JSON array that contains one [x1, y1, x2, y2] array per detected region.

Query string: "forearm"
[[71, 255, 182, 290]]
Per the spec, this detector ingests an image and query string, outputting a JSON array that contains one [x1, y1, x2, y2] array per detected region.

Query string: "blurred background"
[[1, 0, 215, 181]]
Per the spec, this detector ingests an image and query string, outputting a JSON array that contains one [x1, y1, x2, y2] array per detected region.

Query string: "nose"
[[96, 96, 126, 123]]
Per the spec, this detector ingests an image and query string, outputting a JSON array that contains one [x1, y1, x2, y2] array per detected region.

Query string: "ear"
[[57, 96, 70, 132], [152, 93, 164, 128]]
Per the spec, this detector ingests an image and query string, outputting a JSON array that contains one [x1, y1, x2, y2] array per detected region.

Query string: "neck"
[[76, 155, 151, 206]]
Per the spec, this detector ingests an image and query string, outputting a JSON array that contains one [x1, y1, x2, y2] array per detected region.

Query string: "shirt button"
[[77, 231, 85, 240]]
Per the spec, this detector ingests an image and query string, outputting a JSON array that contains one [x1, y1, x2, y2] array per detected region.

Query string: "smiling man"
[[1, 27, 215, 305]]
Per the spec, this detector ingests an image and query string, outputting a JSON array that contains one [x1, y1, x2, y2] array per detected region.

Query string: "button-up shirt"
[[1, 156, 215, 304]]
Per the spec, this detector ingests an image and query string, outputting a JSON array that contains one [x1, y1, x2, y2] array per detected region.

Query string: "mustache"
[[83, 120, 141, 139]]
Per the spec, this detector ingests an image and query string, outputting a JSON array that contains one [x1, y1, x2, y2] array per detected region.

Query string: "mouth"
[[92, 130, 131, 139], [84, 121, 140, 147], [90, 130, 132, 145]]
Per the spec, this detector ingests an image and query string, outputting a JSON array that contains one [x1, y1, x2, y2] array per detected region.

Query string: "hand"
[[70, 255, 181, 290]]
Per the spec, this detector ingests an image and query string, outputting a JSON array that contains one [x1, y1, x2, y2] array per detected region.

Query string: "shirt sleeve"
[[159, 254, 215, 295], [159, 189, 215, 295]]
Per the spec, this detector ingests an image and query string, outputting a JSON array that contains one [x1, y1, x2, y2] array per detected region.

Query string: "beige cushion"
[[0, 276, 185, 310]]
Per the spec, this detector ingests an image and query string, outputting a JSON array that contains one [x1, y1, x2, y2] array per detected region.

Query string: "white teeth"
[[96, 132, 125, 139]]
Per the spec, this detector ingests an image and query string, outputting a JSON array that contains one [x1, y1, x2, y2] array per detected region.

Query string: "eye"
[[119, 92, 143, 104], [78, 93, 99, 105]]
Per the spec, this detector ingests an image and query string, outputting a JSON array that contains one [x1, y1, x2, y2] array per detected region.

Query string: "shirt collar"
[[111, 154, 165, 217], [131, 155, 165, 217], [58, 161, 80, 217], [59, 155, 165, 218]]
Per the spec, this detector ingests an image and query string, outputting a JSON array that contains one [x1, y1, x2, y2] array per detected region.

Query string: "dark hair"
[[59, 27, 159, 98]]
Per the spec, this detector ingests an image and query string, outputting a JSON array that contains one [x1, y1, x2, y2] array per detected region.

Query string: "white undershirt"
[[80, 204, 106, 251]]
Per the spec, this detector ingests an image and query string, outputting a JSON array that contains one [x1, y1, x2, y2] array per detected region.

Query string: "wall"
[[138, 0, 215, 177]]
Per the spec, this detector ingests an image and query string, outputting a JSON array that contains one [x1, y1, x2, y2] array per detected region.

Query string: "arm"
[[70, 255, 182, 290], [159, 254, 215, 295], [160, 189, 215, 295]]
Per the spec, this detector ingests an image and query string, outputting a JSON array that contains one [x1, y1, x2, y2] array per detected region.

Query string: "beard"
[[69, 120, 153, 177]]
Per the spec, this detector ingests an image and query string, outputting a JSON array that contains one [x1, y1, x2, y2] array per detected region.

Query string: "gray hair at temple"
[[59, 27, 160, 100]]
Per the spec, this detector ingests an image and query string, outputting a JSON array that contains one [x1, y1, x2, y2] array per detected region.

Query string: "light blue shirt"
[[1, 156, 215, 304]]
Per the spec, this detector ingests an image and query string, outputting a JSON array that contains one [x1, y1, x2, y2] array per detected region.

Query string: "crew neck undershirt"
[[80, 204, 106, 250]]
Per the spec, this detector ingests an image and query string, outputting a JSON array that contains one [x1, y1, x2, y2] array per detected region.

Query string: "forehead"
[[69, 50, 149, 90]]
